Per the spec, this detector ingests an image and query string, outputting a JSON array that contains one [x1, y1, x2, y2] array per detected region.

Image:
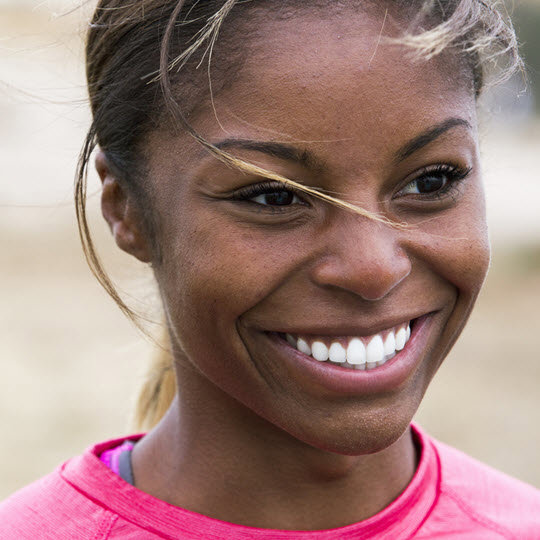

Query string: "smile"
[[265, 314, 432, 395], [281, 322, 412, 371]]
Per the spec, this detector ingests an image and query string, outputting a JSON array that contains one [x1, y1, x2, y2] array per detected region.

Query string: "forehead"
[[189, 7, 476, 168]]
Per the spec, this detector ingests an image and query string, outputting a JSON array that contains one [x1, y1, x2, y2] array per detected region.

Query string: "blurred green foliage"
[[514, 3, 540, 112]]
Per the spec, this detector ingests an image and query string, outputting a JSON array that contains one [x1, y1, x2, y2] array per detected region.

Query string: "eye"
[[231, 181, 306, 208], [251, 190, 301, 206], [401, 174, 447, 195], [398, 164, 472, 199]]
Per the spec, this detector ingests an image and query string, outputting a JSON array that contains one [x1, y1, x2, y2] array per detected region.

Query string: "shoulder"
[[432, 437, 540, 538], [0, 463, 117, 539], [0, 436, 147, 540]]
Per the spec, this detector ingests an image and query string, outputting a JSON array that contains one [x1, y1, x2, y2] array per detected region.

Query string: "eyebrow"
[[394, 118, 472, 162], [212, 117, 472, 170], [214, 139, 322, 170]]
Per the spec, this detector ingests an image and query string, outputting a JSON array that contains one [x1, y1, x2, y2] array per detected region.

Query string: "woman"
[[2, 0, 539, 537]]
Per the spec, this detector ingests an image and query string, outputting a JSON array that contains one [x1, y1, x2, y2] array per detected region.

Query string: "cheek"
[[402, 186, 490, 381], [449, 195, 490, 297], [154, 209, 303, 354], [409, 183, 490, 299], [420, 229, 489, 299]]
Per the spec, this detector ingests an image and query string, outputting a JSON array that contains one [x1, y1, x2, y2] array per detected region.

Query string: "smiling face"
[[140, 7, 489, 455]]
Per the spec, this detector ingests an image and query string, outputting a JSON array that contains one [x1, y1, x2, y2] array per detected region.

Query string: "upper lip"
[[263, 312, 433, 338]]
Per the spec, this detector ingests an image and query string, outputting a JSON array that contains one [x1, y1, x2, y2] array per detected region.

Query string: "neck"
[[131, 369, 418, 530]]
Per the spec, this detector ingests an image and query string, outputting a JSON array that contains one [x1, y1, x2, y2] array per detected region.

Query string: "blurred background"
[[1, 0, 539, 499]]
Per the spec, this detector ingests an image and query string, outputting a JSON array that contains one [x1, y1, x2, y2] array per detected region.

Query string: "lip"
[[262, 313, 435, 396], [267, 318, 414, 338]]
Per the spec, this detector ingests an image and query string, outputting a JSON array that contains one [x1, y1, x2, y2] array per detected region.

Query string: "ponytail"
[[133, 330, 177, 430]]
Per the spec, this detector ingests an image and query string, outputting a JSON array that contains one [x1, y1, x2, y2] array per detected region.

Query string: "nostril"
[[310, 234, 411, 301]]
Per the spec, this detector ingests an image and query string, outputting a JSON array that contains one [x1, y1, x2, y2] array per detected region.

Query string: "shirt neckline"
[[60, 423, 440, 539]]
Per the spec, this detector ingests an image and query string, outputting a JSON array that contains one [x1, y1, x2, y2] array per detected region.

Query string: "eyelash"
[[230, 181, 307, 208], [397, 164, 472, 201], [229, 164, 472, 208]]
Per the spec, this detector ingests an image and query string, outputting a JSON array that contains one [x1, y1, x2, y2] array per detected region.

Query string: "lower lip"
[[265, 314, 434, 396]]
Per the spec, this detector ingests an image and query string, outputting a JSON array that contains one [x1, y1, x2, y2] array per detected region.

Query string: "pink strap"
[[100, 440, 135, 475]]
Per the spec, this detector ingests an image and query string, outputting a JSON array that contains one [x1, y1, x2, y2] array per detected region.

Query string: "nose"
[[310, 214, 411, 302]]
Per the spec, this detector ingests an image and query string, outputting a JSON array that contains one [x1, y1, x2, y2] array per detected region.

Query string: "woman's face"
[[143, 9, 489, 454]]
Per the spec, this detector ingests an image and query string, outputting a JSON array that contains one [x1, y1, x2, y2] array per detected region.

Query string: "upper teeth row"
[[286, 324, 411, 369]]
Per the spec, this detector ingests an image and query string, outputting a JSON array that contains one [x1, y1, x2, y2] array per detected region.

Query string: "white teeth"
[[395, 327, 407, 351], [328, 342, 346, 363], [346, 338, 366, 365], [366, 335, 385, 364], [288, 321, 413, 370], [311, 341, 329, 362], [297, 338, 311, 356], [384, 332, 396, 356]]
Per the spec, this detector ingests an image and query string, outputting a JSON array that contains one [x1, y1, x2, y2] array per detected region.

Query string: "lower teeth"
[[304, 349, 399, 370], [333, 356, 395, 370]]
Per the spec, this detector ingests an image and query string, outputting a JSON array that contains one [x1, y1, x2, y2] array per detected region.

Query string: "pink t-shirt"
[[1, 424, 539, 539]]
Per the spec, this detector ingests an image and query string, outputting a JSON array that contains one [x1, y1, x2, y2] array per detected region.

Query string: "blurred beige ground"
[[1, 2, 540, 499]]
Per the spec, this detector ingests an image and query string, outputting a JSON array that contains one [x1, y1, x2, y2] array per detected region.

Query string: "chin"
[[263, 387, 423, 457]]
